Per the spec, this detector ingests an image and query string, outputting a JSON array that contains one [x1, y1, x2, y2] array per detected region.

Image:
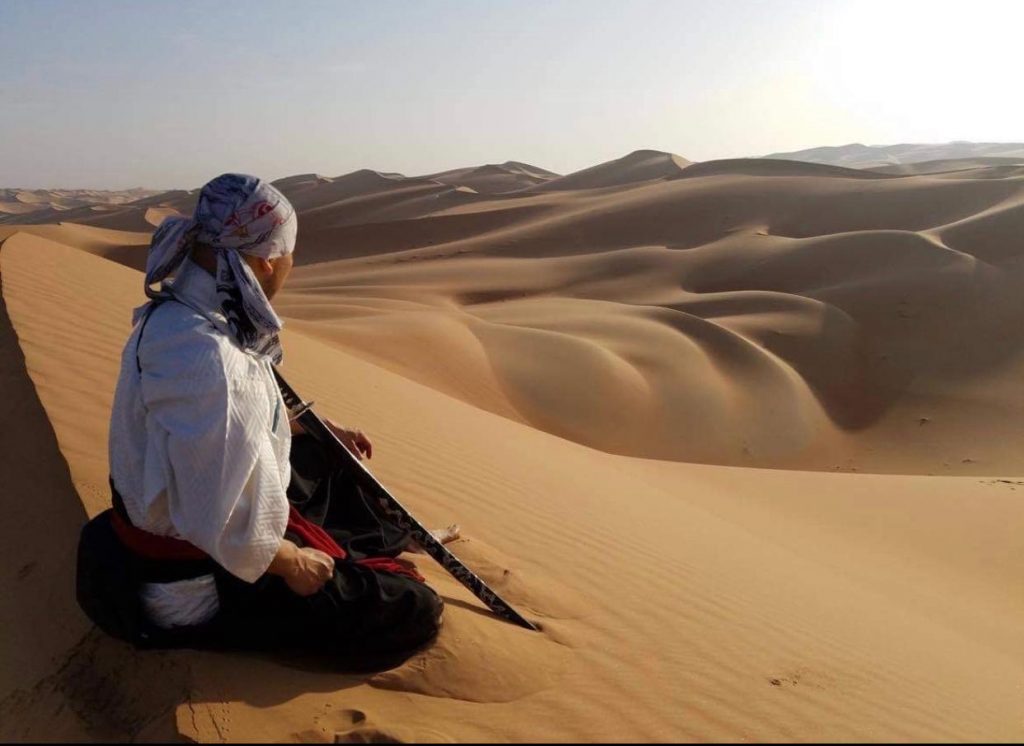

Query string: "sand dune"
[[677, 157, 898, 180], [8, 158, 1024, 477], [0, 202, 39, 217], [0, 240, 94, 715], [2, 151, 1024, 741], [0, 194, 192, 233], [0, 223, 152, 271], [267, 164, 1024, 474], [766, 141, 1024, 169], [0, 189, 162, 228], [870, 156, 1024, 175], [275, 170, 433, 210], [423, 161, 560, 194], [22, 158, 1024, 474], [527, 149, 691, 192], [1, 229, 1022, 741]]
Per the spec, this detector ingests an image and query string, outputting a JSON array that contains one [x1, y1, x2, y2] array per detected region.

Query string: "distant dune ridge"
[[0, 188, 158, 214], [2, 142, 1023, 741], [524, 149, 691, 192], [423, 161, 560, 193], [0, 189, 189, 232], [764, 140, 1024, 170]]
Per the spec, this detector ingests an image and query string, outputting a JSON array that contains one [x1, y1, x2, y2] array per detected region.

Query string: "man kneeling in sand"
[[78, 173, 449, 666]]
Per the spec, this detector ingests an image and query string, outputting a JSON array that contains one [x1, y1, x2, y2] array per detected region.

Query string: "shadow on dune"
[[679, 228, 1024, 434], [804, 257, 1024, 432], [0, 260, 92, 698], [0, 242, 189, 743], [0, 249, 162, 741]]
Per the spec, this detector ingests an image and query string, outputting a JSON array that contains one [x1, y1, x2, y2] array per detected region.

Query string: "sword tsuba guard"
[[287, 400, 314, 422]]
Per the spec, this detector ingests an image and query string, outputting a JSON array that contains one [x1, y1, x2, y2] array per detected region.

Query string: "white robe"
[[108, 257, 291, 628]]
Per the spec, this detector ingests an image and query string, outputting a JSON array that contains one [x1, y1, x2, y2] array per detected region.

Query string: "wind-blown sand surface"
[[1, 151, 1023, 742]]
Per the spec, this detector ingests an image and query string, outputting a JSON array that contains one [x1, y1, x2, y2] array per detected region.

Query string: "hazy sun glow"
[[812, 0, 1024, 142], [0, 0, 1019, 187]]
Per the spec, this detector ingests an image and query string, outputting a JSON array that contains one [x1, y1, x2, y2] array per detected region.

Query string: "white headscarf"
[[136, 173, 297, 363]]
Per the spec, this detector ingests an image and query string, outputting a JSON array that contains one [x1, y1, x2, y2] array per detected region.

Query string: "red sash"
[[110, 505, 423, 582]]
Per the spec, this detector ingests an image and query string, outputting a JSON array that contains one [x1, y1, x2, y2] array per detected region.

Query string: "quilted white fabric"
[[109, 257, 291, 628]]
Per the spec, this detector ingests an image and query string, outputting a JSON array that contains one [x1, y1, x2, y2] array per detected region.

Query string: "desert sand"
[[1, 150, 1022, 742]]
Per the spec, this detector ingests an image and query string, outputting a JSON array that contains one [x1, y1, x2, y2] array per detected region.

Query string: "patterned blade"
[[273, 369, 538, 631]]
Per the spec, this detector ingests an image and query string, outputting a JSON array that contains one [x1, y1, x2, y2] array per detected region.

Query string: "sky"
[[1, 0, 1022, 188]]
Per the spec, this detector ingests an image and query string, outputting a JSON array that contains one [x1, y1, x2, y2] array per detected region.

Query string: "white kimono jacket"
[[108, 258, 291, 628]]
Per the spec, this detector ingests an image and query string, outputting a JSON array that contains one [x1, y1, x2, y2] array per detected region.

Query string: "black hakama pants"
[[77, 435, 443, 671]]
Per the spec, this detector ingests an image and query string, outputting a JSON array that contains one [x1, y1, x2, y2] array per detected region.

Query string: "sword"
[[273, 368, 538, 631]]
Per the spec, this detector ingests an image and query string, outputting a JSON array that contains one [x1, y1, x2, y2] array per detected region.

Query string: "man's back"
[[108, 258, 291, 626]]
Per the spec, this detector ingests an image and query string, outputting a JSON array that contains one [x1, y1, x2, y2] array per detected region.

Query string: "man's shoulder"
[[139, 301, 256, 380]]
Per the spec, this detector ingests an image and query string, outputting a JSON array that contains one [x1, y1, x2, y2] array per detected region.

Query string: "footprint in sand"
[[331, 710, 395, 744], [767, 668, 830, 691], [320, 708, 452, 744]]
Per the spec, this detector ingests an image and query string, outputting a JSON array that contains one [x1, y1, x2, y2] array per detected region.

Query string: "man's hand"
[[324, 417, 373, 460], [268, 539, 334, 596], [285, 546, 335, 596]]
